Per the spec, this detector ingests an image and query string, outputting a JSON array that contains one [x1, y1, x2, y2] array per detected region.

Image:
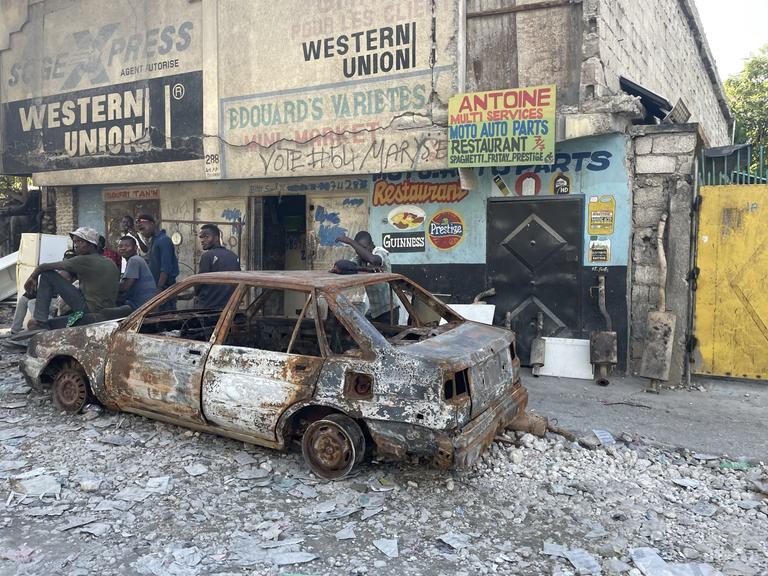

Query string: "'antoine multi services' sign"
[[448, 85, 556, 167]]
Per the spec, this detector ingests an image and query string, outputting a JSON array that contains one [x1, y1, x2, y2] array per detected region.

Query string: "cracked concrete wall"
[[54, 186, 75, 233], [465, 0, 583, 108], [629, 124, 700, 384], [587, 0, 730, 146], [214, 0, 457, 180], [1, 0, 458, 183]]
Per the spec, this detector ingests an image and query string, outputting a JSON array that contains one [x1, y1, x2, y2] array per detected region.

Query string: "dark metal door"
[[487, 197, 583, 364]]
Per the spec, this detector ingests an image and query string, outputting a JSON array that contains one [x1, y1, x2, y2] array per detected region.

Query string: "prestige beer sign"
[[428, 210, 465, 250]]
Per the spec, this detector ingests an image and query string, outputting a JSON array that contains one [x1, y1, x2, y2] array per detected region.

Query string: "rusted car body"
[[21, 271, 528, 479]]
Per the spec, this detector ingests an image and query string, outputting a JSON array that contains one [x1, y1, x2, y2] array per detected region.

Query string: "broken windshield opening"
[[336, 279, 463, 345]]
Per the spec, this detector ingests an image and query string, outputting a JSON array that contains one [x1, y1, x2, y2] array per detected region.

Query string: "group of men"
[[15, 215, 241, 332], [14, 220, 393, 332]]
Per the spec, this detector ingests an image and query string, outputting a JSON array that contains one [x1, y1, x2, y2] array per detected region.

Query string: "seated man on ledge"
[[24, 227, 120, 330]]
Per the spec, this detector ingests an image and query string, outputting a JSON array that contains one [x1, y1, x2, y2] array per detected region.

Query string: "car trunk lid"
[[402, 322, 516, 417]]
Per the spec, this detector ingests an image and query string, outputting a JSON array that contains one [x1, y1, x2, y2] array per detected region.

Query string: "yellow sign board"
[[448, 84, 556, 167]]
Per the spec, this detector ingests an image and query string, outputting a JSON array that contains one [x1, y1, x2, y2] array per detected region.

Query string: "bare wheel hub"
[[53, 366, 89, 413], [302, 414, 365, 480]]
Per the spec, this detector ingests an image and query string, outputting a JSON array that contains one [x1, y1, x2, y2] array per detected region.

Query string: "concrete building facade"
[[0, 0, 730, 383]]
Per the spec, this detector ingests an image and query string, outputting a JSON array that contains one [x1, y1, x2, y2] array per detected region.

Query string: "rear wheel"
[[301, 413, 365, 480], [51, 360, 91, 413]]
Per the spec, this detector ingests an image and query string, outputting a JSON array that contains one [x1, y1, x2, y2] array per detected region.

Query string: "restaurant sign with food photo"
[[387, 206, 426, 230]]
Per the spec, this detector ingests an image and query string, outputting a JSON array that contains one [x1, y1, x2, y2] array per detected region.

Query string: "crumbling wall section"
[[55, 187, 75, 234], [630, 124, 700, 384], [585, 0, 730, 146]]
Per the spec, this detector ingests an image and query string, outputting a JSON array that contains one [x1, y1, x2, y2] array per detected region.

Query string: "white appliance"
[[0, 251, 18, 301], [15, 234, 70, 295]]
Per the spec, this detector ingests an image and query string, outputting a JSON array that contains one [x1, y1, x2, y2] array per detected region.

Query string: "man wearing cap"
[[23, 227, 120, 330], [136, 214, 179, 309]]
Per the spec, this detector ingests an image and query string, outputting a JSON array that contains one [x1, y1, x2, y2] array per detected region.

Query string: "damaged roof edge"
[[677, 0, 734, 130], [0, 0, 31, 51]]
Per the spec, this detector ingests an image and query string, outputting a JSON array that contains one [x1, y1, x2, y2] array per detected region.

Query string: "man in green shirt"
[[24, 227, 120, 330]]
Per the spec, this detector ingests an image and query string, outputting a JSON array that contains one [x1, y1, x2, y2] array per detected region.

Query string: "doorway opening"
[[262, 195, 307, 271], [262, 195, 307, 315]]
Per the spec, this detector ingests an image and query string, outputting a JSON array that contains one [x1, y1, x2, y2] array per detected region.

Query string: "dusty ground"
[[0, 305, 766, 575], [526, 371, 768, 462]]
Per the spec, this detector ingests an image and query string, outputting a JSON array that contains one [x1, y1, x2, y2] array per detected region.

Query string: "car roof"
[[180, 270, 403, 291]]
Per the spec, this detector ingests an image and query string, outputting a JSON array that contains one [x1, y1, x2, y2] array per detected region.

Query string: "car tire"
[[301, 413, 365, 480], [51, 360, 92, 414]]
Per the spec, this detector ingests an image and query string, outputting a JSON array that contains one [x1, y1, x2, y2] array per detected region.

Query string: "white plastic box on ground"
[[15, 234, 70, 295], [0, 252, 19, 301], [537, 337, 594, 381]]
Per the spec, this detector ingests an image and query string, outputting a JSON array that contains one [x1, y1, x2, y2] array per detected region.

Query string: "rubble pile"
[[0, 344, 766, 575]]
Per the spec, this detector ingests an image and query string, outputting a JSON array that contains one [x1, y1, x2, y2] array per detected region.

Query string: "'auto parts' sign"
[[428, 210, 465, 250]]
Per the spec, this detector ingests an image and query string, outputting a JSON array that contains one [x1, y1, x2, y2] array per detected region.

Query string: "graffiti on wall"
[[217, 0, 456, 179]]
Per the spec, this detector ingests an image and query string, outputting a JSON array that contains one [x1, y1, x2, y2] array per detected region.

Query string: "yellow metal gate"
[[694, 185, 768, 379]]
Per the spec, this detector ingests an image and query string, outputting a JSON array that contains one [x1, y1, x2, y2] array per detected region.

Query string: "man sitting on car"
[[23, 227, 120, 330]]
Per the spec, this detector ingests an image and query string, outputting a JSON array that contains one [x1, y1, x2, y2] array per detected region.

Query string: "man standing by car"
[[136, 214, 178, 309], [336, 230, 396, 324], [23, 227, 119, 330], [117, 236, 157, 310], [195, 224, 241, 309]]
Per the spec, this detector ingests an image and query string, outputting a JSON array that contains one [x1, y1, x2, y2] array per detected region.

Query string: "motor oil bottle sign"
[[588, 195, 615, 235]]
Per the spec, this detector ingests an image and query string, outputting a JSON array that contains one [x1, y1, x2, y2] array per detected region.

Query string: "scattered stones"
[[0, 339, 764, 576]]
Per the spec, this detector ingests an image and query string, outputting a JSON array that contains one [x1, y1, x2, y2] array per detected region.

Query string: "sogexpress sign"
[[2, 72, 203, 173]]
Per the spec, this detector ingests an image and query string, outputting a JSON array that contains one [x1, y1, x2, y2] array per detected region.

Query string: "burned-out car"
[[21, 271, 528, 479]]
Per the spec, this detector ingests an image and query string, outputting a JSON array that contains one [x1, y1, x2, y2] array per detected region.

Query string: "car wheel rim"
[[303, 419, 357, 480], [53, 368, 88, 413]]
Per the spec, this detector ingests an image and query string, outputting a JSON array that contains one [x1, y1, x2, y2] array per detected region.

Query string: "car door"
[[103, 282, 235, 424], [201, 284, 324, 441]]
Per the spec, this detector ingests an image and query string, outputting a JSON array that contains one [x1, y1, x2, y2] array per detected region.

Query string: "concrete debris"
[[0, 428, 27, 441], [10, 474, 61, 498], [438, 531, 471, 550], [184, 462, 208, 477], [0, 337, 764, 575], [0, 545, 35, 563], [673, 478, 702, 489], [564, 547, 602, 574], [373, 538, 399, 558], [145, 475, 171, 494], [335, 525, 356, 540], [115, 486, 150, 502]]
